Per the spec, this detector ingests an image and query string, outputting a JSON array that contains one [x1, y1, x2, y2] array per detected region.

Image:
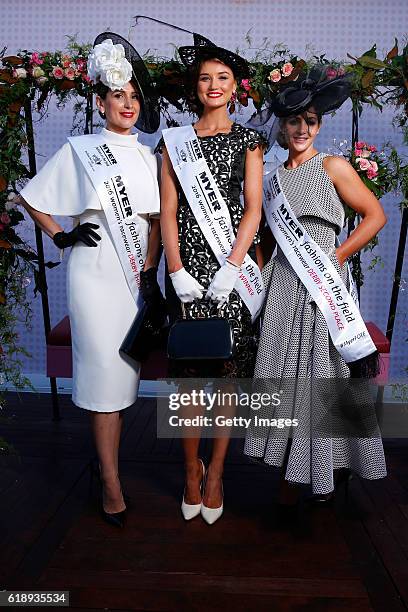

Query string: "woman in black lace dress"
[[159, 37, 265, 524]]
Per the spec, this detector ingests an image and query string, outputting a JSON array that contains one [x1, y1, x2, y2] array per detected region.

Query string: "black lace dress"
[[158, 122, 265, 378]]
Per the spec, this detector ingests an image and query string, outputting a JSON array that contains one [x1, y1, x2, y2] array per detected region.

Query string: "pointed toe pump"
[[201, 481, 224, 525], [181, 458, 206, 521]]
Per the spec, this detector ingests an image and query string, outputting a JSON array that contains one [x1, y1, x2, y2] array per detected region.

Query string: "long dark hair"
[[186, 56, 237, 117]]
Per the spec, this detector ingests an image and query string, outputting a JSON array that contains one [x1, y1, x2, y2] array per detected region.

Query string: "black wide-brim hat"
[[246, 63, 352, 151], [178, 33, 250, 79], [93, 31, 160, 134], [270, 63, 353, 117]]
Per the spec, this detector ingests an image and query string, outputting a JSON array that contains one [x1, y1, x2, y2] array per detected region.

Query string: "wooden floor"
[[1, 392, 408, 611]]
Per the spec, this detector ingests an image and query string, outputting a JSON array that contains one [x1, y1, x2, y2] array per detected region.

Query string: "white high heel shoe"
[[201, 478, 223, 525], [181, 458, 206, 521]]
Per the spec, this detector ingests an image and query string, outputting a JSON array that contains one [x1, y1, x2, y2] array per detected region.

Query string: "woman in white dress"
[[16, 33, 162, 527]]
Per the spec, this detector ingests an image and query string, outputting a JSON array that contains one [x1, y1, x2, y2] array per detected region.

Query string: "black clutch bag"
[[120, 302, 168, 363], [167, 305, 235, 360]]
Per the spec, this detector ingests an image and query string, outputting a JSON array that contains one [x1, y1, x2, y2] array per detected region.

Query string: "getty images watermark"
[[156, 377, 408, 439], [157, 380, 300, 438]]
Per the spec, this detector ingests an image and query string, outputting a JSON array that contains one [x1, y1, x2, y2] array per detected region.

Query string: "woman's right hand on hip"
[[52, 223, 101, 249], [169, 267, 204, 303]]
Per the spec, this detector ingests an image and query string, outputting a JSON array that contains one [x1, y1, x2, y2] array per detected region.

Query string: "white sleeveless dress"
[[20, 129, 160, 411]]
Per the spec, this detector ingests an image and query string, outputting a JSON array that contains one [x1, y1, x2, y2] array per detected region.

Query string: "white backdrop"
[[1, 0, 407, 379]]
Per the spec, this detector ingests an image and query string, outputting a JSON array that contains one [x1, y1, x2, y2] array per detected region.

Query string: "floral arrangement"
[[382, 40, 408, 140], [1, 35, 408, 413], [351, 140, 392, 198], [236, 52, 308, 114], [228, 57, 306, 113], [266, 58, 306, 88], [0, 42, 92, 101]]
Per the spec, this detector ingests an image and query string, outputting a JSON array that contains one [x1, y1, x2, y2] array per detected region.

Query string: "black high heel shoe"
[[90, 459, 131, 501], [310, 468, 353, 504], [336, 468, 353, 503], [89, 461, 127, 528]]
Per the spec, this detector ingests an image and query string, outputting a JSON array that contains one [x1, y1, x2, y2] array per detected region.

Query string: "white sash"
[[68, 135, 147, 304], [263, 169, 377, 363], [163, 125, 264, 321]]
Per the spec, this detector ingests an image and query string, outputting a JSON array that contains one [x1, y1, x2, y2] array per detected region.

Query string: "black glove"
[[140, 267, 163, 307], [53, 223, 101, 249], [140, 267, 167, 327]]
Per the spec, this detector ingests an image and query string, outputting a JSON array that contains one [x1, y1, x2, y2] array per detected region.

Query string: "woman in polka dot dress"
[[244, 64, 387, 504]]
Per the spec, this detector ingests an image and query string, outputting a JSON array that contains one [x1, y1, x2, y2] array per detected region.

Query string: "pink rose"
[[355, 141, 365, 149], [269, 69, 281, 83], [240, 78, 251, 91], [367, 168, 378, 180], [357, 158, 371, 171], [0, 212, 11, 225], [354, 149, 363, 157], [369, 161, 378, 172], [52, 66, 64, 79], [326, 67, 337, 80], [82, 74, 91, 83], [361, 149, 371, 158], [282, 62, 294, 77], [62, 55, 72, 68], [369, 144, 377, 152], [65, 67, 76, 80], [30, 52, 44, 65], [76, 59, 86, 72]]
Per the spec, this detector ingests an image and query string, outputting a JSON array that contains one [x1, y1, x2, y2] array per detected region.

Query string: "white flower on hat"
[[87, 38, 132, 90], [100, 60, 132, 90]]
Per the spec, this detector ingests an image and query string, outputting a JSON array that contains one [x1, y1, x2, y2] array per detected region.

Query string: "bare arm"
[[323, 156, 387, 266], [160, 148, 183, 274], [15, 194, 62, 239], [228, 145, 264, 267], [144, 217, 162, 271]]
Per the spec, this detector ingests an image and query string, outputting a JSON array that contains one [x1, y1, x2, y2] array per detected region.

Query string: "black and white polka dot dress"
[[244, 152, 387, 494]]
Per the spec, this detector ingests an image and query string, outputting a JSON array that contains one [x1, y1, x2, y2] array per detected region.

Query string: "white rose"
[[32, 66, 45, 78], [36, 76, 48, 86], [14, 67, 27, 79], [87, 39, 126, 82], [99, 57, 132, 90], [6, 193, 18, 210]]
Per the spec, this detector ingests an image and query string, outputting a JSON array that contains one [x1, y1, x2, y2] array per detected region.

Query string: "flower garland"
[[0, 36, 407, 410]]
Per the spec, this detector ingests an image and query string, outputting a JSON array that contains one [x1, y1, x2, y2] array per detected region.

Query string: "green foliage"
[[0, 34, 408, 422]]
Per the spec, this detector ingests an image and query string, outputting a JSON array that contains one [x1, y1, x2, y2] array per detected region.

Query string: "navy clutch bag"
[[167, 316, 235, 360]]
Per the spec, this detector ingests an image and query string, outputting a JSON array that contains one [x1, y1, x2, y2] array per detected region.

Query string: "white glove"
[[169, 267, 204, 303], [206, 260, 240, 306]]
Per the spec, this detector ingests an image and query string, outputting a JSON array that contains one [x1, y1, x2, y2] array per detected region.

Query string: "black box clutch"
[[167, 317, 235, 360]]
